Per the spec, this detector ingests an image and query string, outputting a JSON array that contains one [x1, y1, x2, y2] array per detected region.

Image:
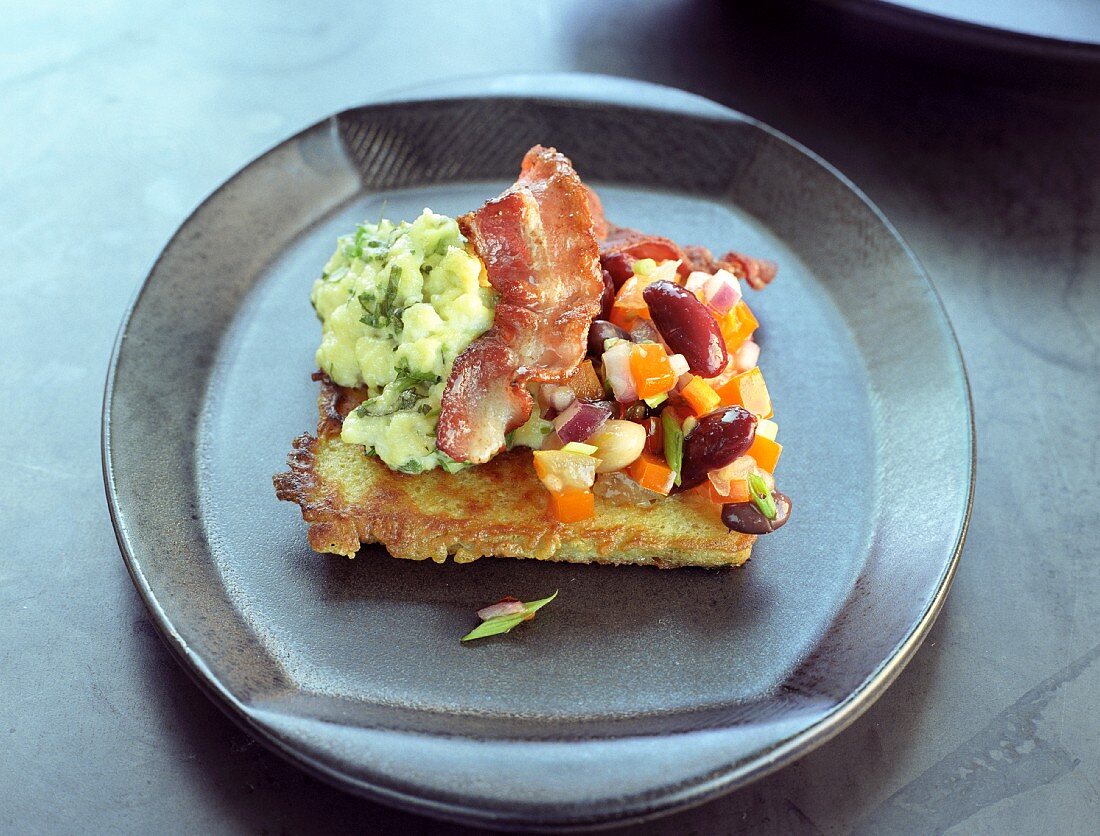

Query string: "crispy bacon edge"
[[587, 193, 778, 291], [436, 146, 603, 464]]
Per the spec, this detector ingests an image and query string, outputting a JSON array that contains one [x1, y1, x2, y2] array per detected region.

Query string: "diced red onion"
[[733, 339, 760, 372], [668, 353, 690, 378], [540, 383, 576, 413], [707, 456, 756, 498], [685, 271, 711, 296], [477, 599, 526, 620], [702, 269, 742, 315], [601, 341, 637, 403], [553, 399, 613, 443], [593, 471, 662, 505]]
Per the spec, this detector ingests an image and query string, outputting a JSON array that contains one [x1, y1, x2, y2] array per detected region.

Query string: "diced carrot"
[[629, 343, 677, 399], [707, 479, 752, 504], [548, 488, 595, 523], [680, 376, 722, 416], [746, 434, 782, 472], [626, 452, 675, 495], [718, 300, 759, 351], [714, 366, 773, 418]]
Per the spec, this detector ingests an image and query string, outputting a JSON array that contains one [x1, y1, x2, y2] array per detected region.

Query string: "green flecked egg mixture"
[[311, 210, 497, 473]]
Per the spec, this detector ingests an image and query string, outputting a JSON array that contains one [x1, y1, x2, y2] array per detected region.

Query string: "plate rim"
[[814, 0, 1100, 59], [102, 76, 975, 829]]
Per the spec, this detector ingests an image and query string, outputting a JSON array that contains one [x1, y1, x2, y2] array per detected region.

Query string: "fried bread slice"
[[274, 379, 754, 568]]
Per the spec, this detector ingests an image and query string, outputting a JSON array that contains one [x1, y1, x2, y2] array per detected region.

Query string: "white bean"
[[587, 420, 647, 473]]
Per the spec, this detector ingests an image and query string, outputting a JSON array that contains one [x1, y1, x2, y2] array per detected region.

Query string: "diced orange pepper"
[[714, 366, 773, 418], [629, 344, 677, 399], [609, 305, 634, 331], [626, 452, 675, 495], [548, 488, 595, 523], [609, 276, 652, 330], [680, 376, 721, 416], [718, 300, 759, 351], [746, 434, 782, 472]]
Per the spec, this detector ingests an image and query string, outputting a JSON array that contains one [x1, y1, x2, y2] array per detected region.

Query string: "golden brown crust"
[[274, 378, 755, 568]]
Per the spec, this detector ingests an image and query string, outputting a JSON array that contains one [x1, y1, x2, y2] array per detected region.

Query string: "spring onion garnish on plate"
[[461, 591, 559, 642]]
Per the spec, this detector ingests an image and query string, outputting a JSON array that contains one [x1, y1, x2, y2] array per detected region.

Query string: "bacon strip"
[[588, 199, 777, 291], [437, 147, 602, 464]]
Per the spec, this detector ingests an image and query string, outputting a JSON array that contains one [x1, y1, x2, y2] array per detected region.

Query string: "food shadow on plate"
[[312, 540, 775, 638]]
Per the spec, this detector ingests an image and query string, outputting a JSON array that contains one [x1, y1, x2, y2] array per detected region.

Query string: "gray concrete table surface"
[[2, 1, 1098, 833]]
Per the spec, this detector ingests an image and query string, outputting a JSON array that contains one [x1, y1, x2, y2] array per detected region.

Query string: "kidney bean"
[[600, 252, 636, 289], [722, 491, 792, 534], [678, 406, 756, 489], [587, 320, 631, 357], [641, 281, 727, 376]]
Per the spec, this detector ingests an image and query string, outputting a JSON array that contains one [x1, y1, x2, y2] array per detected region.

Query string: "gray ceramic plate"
[[103, 78, 973, 829]]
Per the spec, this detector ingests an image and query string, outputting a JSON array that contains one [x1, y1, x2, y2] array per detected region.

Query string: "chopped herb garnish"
[[397, 367, 440, 384], [381, 265, 401, 314], [439, 453, 468, 474], [358, 266, 405, 329], [747, 472, 777, 520], [461, 591, 558, 642], [355, 384, 421, 417], [661, 411, 684, 487], [396, 459, 424, 474]]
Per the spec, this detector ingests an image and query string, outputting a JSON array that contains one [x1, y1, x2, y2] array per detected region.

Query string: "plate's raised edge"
[[101, 80, 975, 831], [814, 0, 1100, 60]]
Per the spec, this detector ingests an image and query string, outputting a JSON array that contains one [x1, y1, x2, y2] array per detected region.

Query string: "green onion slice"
[[461, 591, 558, 642], [661, 411, 685, 487], [747, 472, 777, 520]]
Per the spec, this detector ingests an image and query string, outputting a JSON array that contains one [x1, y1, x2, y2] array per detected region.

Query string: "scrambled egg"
[[311, 210, 496, 472]]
